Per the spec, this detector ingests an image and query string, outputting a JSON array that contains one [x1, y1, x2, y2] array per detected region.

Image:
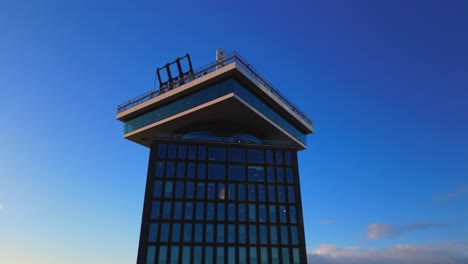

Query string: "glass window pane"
[[275, 150, 283, 164], [208, 164, 225, 180], [229, 147, 245, 162], [156, 161, 164, 178], [228, 165, 245, 181], [249, 225, 257, 243], [172, 223, 181, 242], [206, 224, 214, 243], [198, 145, 207, 160], [218, 183, 226, 200], [248, 149, 264, 163], [286, 168, 294, 183], [270, 226, 278, 244], [186, 182, 194, 199], [182, 246, 191, 263], [260, 247, 269, 264], [178, 144, 186, 159], [267, 167, 275, 182], [168, 144, 176, 159], [184, 202, 193, 220], [228, 204, 236, 221], [217, 247, 225, 264], [217, 224, 225, 243], [162, 201, 172, 219], [228, 184, 236, 200], [175, 182, 184, 198], [160, 223, 170, 242], [157, 144, 166, 159], [188, 145, 197, 160], [151, 202, 160, 219], [282, 248, 290, 264], [288, 186, 296, 202], [197, 183, 205, 199], [276, 167, 284, 183], [207, 202, 215, 220], [291, 226, 299, 244], [207, 183, 215, 200], [238, 184, 246, 201], [271, 247, 279, 264], [279, 205, 287, 223], [205, 247, 213, 264], [268, 185, 276, 202], [266, 150, 273, 164], [285, 151, 292, 165], [166, 162, 175, 177], [148, 223, 158, 242], [238, 224, 246, 243], [258, 185, 266, 201], [164, 181, 173, 198], [289, 206, 297, 223], [249, 204, 256, 222], [228, 247, 236, 264], [239, 247, 247, 264], [158, 245, 168, 263], [170, 246, 179, 264], [228, 224, 236, 243], [173, 202, 182, 220], [259, 225, 268, 244], [278, 186, 286, 202], [238, 204, 246, 222], [248, 166, 264, 182], [259, 205, 267, 223], [248, 184, 256, 201], [153, 181, 162, 198], [292, 248, 300, 264], [187, 162, 196, 178], [269, 205, 277, 223], [176, 162, 185, 178], [196, 202, 204, 220], [146, 246, 155, 264], [194, 246, 202, 264], [250, 247, 258, 264], [217, 203, 225, 221], [183, 223, 192, 242], [281, 226, 289, 244], [209, 146, 226, 161], [194, 224, 203, 242], [198, 163, 206, 179]]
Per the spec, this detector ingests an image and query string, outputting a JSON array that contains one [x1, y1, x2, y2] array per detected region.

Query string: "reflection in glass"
[[196, 202, 204, 220], [160, 223, 169, 242], [151, 201, 160, 219], [248, 184, 256, 201], [162, 201, 171, 219], [182, 246, 191, 263], [260, 247, 268, 264], [228, 224, 236, 243], [228, 165, 245, 181], [146, 245, 155, 264], [170, 246, 179, 264], [278, 186, 286, 202], [286, 168, 294, 183], [148, 223, 158, 242], [186, 182, 194, 199], [194, 223, 203, 242], [173, 202, 182, 219], [281, 226, 289, 245], [206, 224, 214, 243], [217, 247, 225, 264], [269, 205, 277, 223], [184, 202, 193, 220], [239, 224, 246, 243], [172, 223, 181, 242], [175, 182, 184, 198], [282, 248, 290, 264], [158, 245, 168, 263], [166, 162, 175, 177], [156, 161, 164, 177], [218, 183, 226, 200], [218, 203, 225, 221], [176, 162, 185, 178], [228, 184, 236, 200], [258, 185, 266, 201], [228, 247, 236, 264], [292, 248, 300, 264], [206, 247, 213, 264], [238, 204, 246, 222], [187, 162, 196, 178], [183, 223, 192, 242], [288, 186, 296, 202], [217, 224, 225, 243], [291, 226, 299, 244], [271, 247, 279, 264], [164, 181, 173, 198], [239, 247, 247, 264], [249, 225, 257, 243], [153, 181, 162, 198], [259, 225, 268, 244], [228, 147, 245, 162]]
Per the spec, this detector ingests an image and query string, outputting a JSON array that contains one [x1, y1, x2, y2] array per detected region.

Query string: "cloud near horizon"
[[366, 222, 452, 239], [308, 242, 468, 264], [434, 184, 468, 202]]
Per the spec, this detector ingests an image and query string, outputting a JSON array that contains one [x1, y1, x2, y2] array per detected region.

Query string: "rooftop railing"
[[117, 53, 312, 126]]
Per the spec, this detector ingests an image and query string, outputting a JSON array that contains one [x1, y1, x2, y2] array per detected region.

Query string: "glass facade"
[[124, 78, 307, 145], [138, 138, 306, 264]]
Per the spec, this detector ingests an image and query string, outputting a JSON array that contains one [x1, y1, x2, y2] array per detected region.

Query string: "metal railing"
[[117, 53, 312, 126]]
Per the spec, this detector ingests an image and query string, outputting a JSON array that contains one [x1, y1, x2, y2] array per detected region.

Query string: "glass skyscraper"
[[117, 52, 313, 264]]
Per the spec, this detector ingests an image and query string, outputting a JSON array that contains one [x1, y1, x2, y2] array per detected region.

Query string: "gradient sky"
[[1, 0, 467, 263]]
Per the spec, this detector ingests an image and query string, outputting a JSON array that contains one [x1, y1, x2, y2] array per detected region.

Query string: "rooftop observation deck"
[[117, 53, 312, 126]]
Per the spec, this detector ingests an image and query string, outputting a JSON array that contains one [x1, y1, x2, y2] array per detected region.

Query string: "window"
[[269, 205, 277, 223], [176, 162, 185, 178], [239, 224, 246, 243], [277, 167, 284, 183], [248, 184, 256, 201], [270, 226, 278, 244], [228, 165, 245, 181], [208, 164, 225, 180], [194, 224, 203, 242], [228, 147, 245, 162], [170, 246, 179, 264], [291, 226, 299, 245], [157, 144, 166, 158], [156, 161, 164, 177], [196, 202, 204, 220], [217, 203, 225, 221], [184, 202, 193, 220], [162, 201, 172, 220], [158, 245, 168, 263], [228, 224, 236, 243], [248, 166, 265, 182], [258, 185, 266, 201], [238, 204, 246, 222], [228, 247, 236, 264], [282, 248, 290, 264], [187, 162, 196, 178], [198, 146, 207, 160], [267, 167, 275, 182], [148, 223, 158, 242], [172, 223, 181, 242], [238, 184, 246, 201], [260, 247, 268, 264], [271, 247, 279, 264], [268, 185, 276, 202], [249, 225, 257, 243], [207, 203, 215, 220], [259, 205, 267, 222], [217, 247, 225, 264], [198, 163, 206, 179], [209, 146, 226, 161], [278, 186, 286, 202], [186, 182, 194, 199], [289, 206, 297, 223], [248, 149, 264, 163], [166, 162, 175, 177], [188, 145, 197, 160], [153, 181, 162, 198], [207, 183, 215, 200], [197, 183, 205, 199], [160, 223, 170, 242], [151, 202, 160, 219], [286, 168, 293, 183], [249, 204, 256, 222], [205, 247, 213, 264], [164, 181, 173, 198], [168, 144, 176, 159], [288, 186, 296, 202], [182, 247, 191, 263], [285, 151, 292, 165], [206, 224, 214, 243], [259, 225, 268, 244], [217, 224, 225, 243], [178, 144, 186, 159], [147, 246, 155, 264], [266, 150, 273, 164], [281, 226, 289, 245], [175, 182, 184, 198], [183, 224, 192, 242], [228, 204, 236, 221], [173, 202, 182, 220]]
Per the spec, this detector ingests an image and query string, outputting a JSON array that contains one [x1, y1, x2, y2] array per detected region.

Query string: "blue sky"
[[1, 0, 467, 263]]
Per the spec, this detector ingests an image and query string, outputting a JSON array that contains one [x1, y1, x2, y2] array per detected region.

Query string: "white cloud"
[[366, 222, 452, 239], [309, 242, 468, 264], [434, 184, 468, 202]]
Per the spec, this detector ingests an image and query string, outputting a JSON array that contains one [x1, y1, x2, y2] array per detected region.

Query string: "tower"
[[116, 52, 313, 264]]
